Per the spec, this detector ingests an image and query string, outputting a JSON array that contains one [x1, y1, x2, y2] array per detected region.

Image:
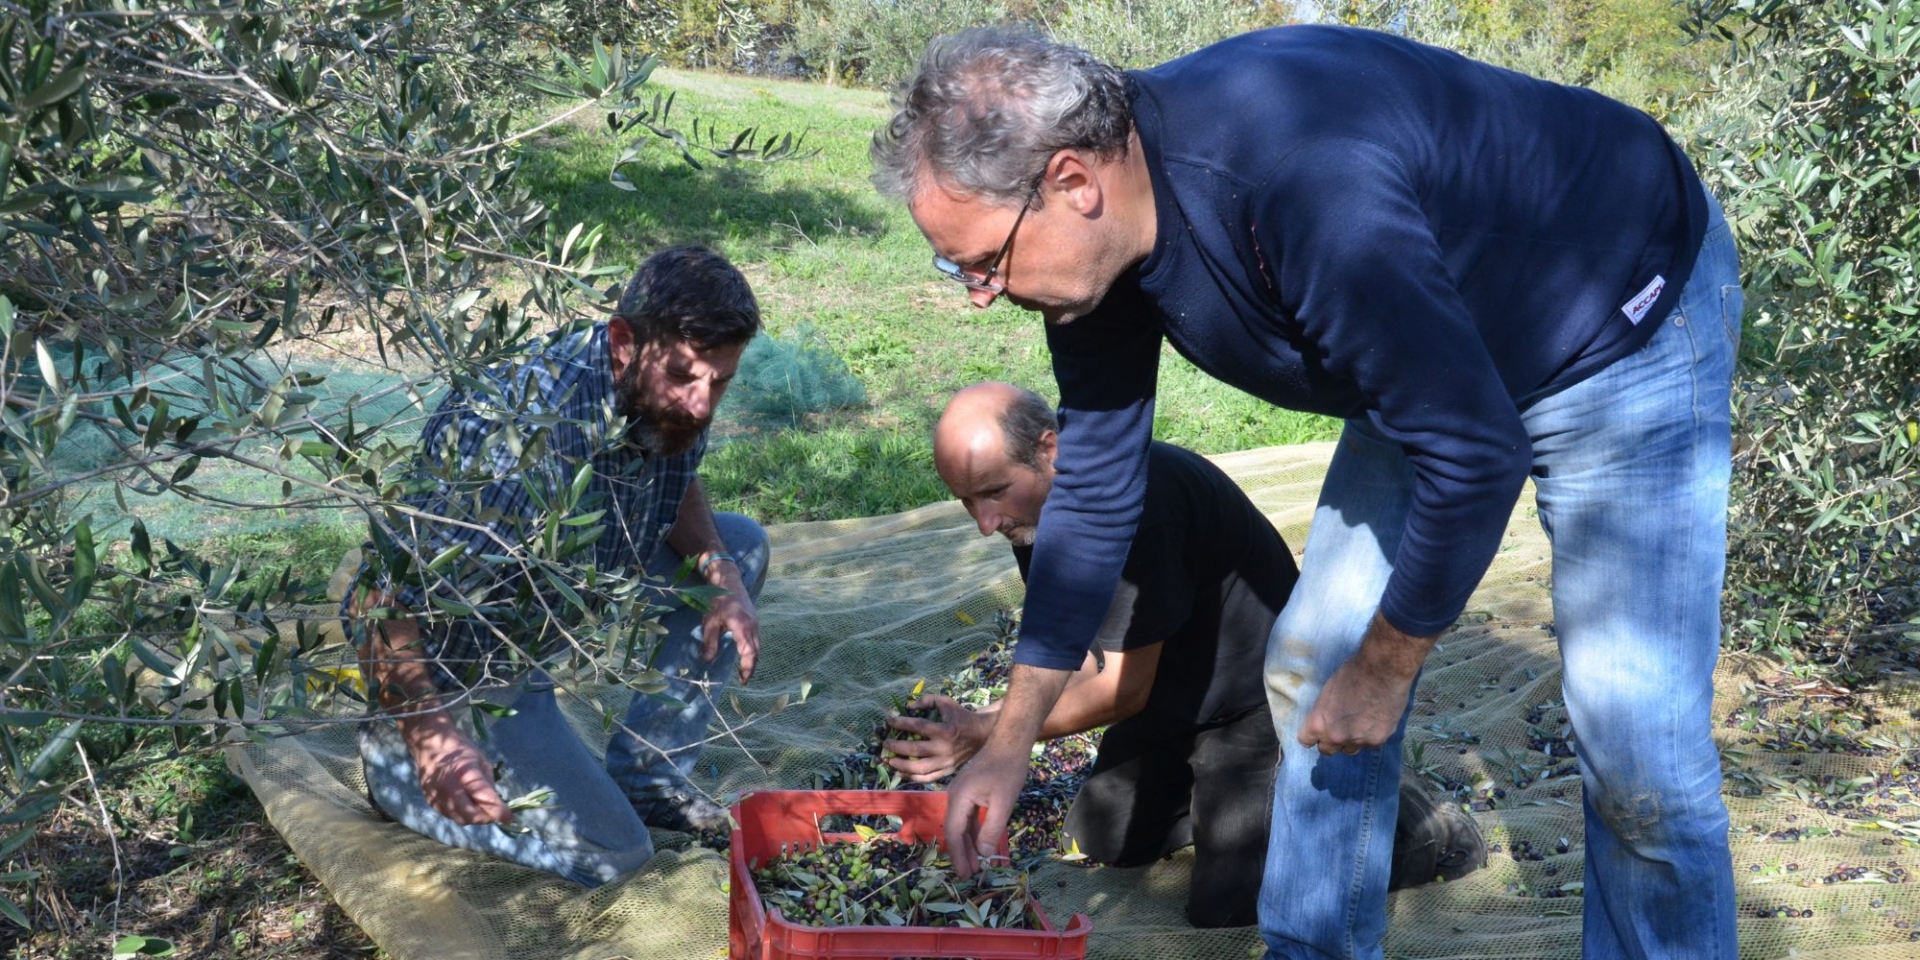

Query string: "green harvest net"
[[225, 442, 1920, 960]]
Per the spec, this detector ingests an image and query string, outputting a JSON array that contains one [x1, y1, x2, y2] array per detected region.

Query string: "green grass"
[[62, 66, 1332, 569], [515, 67, 1338, 523], [58, 67, 1331, 558]]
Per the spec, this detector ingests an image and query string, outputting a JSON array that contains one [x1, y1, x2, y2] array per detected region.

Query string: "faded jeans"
[[1260, 194, 1741, 959], [359, 512, 770, 886]]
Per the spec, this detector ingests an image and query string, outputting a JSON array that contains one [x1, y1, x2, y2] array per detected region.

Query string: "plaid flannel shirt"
[[369, 323, 705, 671]]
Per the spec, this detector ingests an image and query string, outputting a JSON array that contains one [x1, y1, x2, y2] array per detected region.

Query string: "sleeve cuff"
[[1009, 634, 1092, 672], [1376, 596, 1458, 639]]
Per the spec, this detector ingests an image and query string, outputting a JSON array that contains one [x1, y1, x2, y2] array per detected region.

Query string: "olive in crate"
[[751, 832, 1042, 931]]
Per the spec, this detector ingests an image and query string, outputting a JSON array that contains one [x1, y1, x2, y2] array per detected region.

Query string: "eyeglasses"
[[932, 186, 1039, 295]]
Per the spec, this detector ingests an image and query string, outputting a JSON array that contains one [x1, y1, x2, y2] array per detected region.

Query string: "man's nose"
[[973, 508, 998, 538], [681, 382, 716, 420], [968, 286, 999, 309]]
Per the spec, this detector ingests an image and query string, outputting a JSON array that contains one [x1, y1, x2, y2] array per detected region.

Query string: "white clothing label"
[[1621, 275, 1666, 325]]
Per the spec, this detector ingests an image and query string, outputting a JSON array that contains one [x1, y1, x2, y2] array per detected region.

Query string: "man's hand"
[[700, 564, 761, 683], [356, 589, 512, 826], [1297, 612, 1435, 755], [884, 694, 995, 783], [405, 717, 513, 826], [944, 741, 1026, 877], [942, 663, 1071, 877]]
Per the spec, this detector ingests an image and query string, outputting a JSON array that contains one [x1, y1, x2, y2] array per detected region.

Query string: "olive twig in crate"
[[751, 831, 1042, 931]]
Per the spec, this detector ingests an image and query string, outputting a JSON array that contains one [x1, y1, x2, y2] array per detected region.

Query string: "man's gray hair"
[[999, 385, 1059, 469], [871, 27, 1133, 207]]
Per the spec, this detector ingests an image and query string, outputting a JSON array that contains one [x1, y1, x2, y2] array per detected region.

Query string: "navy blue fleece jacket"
[[1016, 25, 1708, 670]]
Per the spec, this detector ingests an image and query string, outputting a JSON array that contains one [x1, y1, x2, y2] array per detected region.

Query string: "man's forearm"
[[668, 478, 751, 605], [1298, 610, 1439, 753], [356, 590, 454, 733], [982, 653, 1130, 741], [1041, 669, 1131, 738], [667, 478, 734, 581], [1356, 610, 1438, 679], [355, 588, 512, 823], [980, 663, 1074, 759]]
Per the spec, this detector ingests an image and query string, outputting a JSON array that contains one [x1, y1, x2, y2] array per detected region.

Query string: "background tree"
[[1680, 0, 1919, 664], [0, 0, 802, 935], [1332, 0, 1716, 110]]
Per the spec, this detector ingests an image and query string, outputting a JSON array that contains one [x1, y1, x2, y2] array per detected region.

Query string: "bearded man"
[[347, 245, 767, 885]]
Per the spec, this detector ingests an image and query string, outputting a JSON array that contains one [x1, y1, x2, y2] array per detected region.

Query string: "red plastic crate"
[[729, 790, 1092, 960]]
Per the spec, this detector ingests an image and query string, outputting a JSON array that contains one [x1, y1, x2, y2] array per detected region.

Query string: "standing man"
[[872, 25, 1740, 959], [348, 245, 770, 886], [883, 382, 1483, 927]]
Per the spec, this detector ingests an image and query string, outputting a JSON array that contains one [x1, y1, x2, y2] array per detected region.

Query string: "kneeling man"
[[348, 246, 768, 885], [884, 383, 1483, 927]]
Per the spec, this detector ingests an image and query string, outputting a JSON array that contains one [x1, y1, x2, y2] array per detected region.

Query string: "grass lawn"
[[517, 66, 1338, 524]]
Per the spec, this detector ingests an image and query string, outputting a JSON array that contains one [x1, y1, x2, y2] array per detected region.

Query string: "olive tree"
[[1681, 0, 1919, 660], [0, 0, 801, 934]]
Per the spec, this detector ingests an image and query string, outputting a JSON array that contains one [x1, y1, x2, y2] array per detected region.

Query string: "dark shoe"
[[633, 791, 730, 834], [1389, 774, 1487, 891]]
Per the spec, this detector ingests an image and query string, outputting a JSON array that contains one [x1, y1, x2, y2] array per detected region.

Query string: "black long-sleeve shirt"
[[1016, 25, 1707, 669]]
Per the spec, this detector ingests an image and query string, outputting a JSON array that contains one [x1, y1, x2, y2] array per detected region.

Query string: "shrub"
[[1047, 0, 1289, 70], [784, 0, 1013, 89], [1332, 0, 1716, 113], [1680, 0, 1920, 659], [783, 0, 1290, 88]]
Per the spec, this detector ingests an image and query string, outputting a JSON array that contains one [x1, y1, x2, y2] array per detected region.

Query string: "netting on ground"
[[230, 442, 1920, 960]]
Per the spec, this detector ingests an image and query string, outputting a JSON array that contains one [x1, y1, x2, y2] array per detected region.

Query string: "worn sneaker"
[[634, 791, 731, 834], [1388, 773, 1487, 891]]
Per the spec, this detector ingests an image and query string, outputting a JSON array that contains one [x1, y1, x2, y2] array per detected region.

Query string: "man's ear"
[[1038, 428, 1059, 470], [607, 315, 637, 380], [1044, 150, 1104, 218]]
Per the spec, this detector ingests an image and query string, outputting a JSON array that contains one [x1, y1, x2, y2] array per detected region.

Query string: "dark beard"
[[615, 377, 707, 456]]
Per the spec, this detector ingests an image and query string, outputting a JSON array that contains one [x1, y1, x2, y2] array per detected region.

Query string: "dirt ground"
[[1, 751, 379, 960]]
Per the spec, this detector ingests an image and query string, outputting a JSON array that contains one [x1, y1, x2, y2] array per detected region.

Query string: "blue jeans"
[[606, 512, 771, 806], [360, 512, 769, 886], [1259, 196, 1741, 960]]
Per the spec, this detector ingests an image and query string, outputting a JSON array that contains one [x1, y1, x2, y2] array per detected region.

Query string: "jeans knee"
[[1263, 637, 1314, 712], [1591, 785, 1665, 845], [1588, 775, 1725, 850]]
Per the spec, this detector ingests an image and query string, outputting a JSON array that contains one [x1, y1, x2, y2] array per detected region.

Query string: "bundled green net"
[[728, 325, 866, 428]]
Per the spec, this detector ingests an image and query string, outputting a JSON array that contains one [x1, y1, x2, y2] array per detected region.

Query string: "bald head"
[[934, 383, 1058, 544], [935, 382, 1057, 469]]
